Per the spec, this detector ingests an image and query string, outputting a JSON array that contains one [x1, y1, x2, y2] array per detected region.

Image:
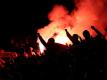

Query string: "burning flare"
[[37, 0, 107, 53]]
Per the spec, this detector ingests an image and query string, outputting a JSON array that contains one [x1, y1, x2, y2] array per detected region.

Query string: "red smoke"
[[37, 0, 107, 53]]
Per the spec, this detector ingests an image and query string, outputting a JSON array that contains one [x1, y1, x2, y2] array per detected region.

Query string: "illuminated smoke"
[[72, 0, 107, 37], [37, 0, 107, 53], [37, 5, 73, 53]]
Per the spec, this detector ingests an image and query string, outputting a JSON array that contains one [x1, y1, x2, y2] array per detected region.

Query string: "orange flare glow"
[[37, 2, 107, 53], [37, 26, 72, 53]]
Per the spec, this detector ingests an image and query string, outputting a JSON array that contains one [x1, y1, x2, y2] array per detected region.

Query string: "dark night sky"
[[1, 0, 75, 37]]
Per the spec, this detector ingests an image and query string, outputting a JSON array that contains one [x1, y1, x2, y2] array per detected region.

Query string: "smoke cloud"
[[73, 0, 107, 37], [37, 0, 107, 52]]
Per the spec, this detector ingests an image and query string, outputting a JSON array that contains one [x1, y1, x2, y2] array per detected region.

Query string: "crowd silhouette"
[[0, 26, 107, 80]]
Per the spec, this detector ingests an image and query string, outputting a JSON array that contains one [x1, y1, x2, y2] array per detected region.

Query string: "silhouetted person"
[[91, 25, 106, 51], [91, 26, 107, 77], [83, 30, 92, 41], [37, 33, 69, 80], [82, 29, 95, 50], [37, 32, 67, 53], [37, 33, 65, 60], [37, 33, 55, 51], [65, 29, 82, 80], [65, 29, 81, 46], [91, 26, 104, 38], [81, 29, 96, 79]]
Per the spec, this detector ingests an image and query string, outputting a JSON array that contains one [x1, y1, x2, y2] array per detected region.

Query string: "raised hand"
[[65, 29, 68, 32], [91, 26, 95, 29]]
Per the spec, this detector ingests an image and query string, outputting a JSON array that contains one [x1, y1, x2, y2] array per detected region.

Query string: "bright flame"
[[55, 30, 72, 45], [37, 27, 72, 53], [37, 38, 46, 53], [37, 1, 107, 53]]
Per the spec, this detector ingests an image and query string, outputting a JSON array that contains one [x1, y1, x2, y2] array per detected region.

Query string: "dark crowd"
[[0, 26, 107, 80]]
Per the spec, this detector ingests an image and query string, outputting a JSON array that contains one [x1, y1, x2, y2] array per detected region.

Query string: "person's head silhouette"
[[72, 34, 80, 45], [72, 34, 79, 40], [47, 38, 55, 45], [83, 30, 91, 40]]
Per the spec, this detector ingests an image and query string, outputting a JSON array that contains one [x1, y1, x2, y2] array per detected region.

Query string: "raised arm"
[[91, 26, 103, 37], [37, 33, 47, 48], [65, 29, 74, 43], [78, 36, 83, 42]]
